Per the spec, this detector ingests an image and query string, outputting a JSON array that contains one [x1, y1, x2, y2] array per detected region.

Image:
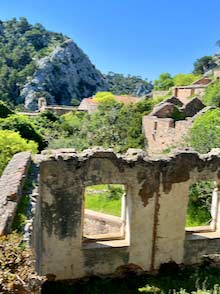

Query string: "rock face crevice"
[[21, 40, 109, 110]]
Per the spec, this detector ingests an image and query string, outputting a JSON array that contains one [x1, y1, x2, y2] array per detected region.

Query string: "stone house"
[[78, 95, 141, 114], [142, 97, 207, 155], [172, 77, 213, 104]]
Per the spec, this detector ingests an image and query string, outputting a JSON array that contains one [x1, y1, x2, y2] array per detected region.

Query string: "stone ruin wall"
[[34, 148, 220, 280], [0, 152, 31, 235], [172, 87, 208, 104], [142, 116, 193, 154], [84, 209, 122, 235]]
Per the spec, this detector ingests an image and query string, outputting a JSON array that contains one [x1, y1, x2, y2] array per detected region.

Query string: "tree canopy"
[[153, 73, 174, 90], [202, 81, 220, 107], [189, 109, 220, 153], [173, 73, 200, 86], [0, 130, 38, 175], [105, 72, 153, 96], [193, 56, 216, 75]]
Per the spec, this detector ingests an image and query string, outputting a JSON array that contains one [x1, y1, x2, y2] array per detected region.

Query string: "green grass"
[[85, 184, 123, 216], [84, 183, 212, 227], [85, 194, 121, 216], [185, 206, 211, 227]]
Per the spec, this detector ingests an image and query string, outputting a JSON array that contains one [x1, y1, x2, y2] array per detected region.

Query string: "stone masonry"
[[34, 148, 220, 280], [142, 97, 208, 155], [0, 152, 31, 235]]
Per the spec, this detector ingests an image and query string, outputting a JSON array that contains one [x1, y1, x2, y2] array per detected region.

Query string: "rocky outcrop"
[[21, 40, 109, 110]]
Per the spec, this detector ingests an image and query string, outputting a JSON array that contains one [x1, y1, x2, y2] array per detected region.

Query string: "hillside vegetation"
[[0, 17, 67, 106]]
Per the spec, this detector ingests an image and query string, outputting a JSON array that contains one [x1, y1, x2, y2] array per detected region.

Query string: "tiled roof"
[[114, 95, 141, 104]]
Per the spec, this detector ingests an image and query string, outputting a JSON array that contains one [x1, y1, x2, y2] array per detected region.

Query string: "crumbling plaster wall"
[[35, 148, 220, 280]]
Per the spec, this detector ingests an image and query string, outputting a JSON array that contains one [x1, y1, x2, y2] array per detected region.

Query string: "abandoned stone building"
[[142, 96, 213, 155], [1, 147, 220, 280], [78, 95, 141, 114], [1, 82, 220, 281], [172, 76, 213, 104]]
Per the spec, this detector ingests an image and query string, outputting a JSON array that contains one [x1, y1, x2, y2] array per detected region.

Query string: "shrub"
[[203, 81, 220, 107], [0, 100, 14, 118], [0, 130, 38, 175], [0, 114, 46, 150], [93, 91, 116, 103], [173, 73, 200, 86], [186, 181, 213, 226], [154, 73, 174, 90], [188, 109, 220, 153]]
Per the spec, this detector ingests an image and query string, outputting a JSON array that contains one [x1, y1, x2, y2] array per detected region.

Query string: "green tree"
[[0, 100, 14, 118], [173, 73, 200, 86], [203, 81, 220, 107], [193, 56, 216, 75], [0, 114, 46, 150], [70, 98, 80, 106], [49, 98, 153, 152], [93, 92, 116, 103], [154, 73, 174, 90], [0, 18, 67, 106], [105, 72, 153, 96], [188, 109, 220, 153], [0, 130, 38, 175]]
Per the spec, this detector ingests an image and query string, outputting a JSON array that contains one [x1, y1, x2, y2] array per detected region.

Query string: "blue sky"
[[1, 0, 220, 81]]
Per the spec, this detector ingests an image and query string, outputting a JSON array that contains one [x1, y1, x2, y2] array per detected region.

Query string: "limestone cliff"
[[21, 39, 108, 110]]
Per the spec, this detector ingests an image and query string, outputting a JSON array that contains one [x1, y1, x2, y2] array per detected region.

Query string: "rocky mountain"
[[21, 39, 108, 110], [0, 18, 151, 110], [105, 72, 153, 97], [0, 18, 108, 110]]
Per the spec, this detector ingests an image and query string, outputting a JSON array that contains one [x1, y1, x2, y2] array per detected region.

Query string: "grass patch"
[[12, 194, 30, 232], [85, 184, 124, 216]]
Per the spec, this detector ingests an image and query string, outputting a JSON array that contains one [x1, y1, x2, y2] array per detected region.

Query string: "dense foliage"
[[202, 81, 220, 107], [173, 73, 200, 86], [49, 99, 153, 152], [0, 114, 47, 150], [189, 109, 220, 153], [105, 72, 153, 96], [193, 56, 217, 75], [154, 73, 200, 90], [0, 17, 67, 106], [186, 181, 213, 226], [0, 100, 14, 118], [93, 91, 116, 103], [0, 130, 37, 175], [154, 72, 174, 90]]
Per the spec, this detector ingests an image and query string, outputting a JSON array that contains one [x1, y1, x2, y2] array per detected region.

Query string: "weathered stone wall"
[[35, 148, 220, 280], [173, 88, 193, 103], [84, 209, 121, 235], [142, 116, 192, 154], [0, 152, 31, 235], [173, 87, 206, 103], [78, 99, 98, 114]]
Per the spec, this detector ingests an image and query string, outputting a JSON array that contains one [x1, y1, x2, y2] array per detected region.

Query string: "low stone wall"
[[185, 232, 220, 264], [84, 209, 121, 235], [0, 152, 32, 235]]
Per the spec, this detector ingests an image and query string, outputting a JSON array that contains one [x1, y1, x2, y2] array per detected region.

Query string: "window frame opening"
[[81, 184, 129, 246], [185, 180, 220, 235]]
